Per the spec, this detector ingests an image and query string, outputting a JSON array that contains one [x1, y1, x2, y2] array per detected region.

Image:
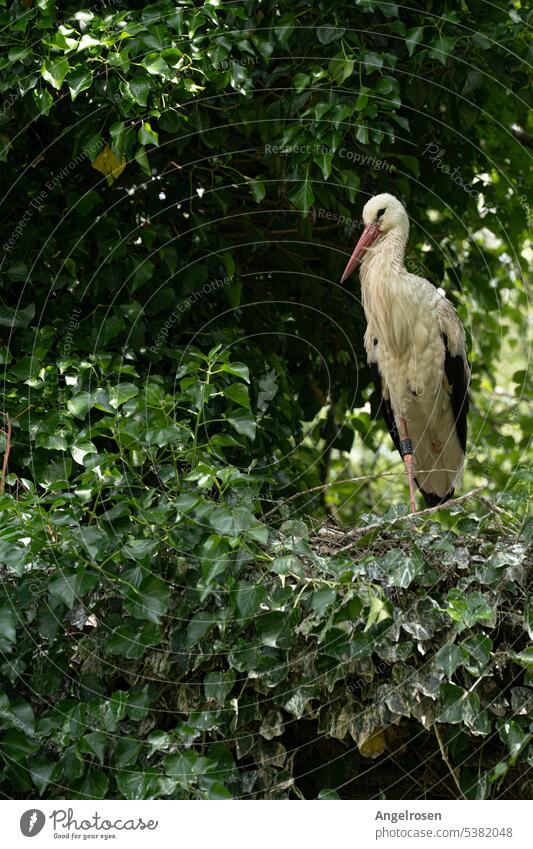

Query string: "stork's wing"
[[442, 333, 469, 452], [369, 360, 402, 453], [437, 297, 471, 453], [369, 294, 470, 499]]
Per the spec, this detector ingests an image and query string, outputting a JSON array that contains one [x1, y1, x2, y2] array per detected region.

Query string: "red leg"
[[398, 416, 416, 513]]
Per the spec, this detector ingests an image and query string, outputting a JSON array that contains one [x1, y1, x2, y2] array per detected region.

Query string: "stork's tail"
[[418, 485, 454, 507]]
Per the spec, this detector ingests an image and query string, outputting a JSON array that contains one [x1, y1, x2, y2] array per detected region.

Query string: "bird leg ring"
[[399, 417, 416, 513]]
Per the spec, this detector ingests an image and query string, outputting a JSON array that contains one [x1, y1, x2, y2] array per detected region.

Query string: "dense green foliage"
[[0, 0, 531, 799]]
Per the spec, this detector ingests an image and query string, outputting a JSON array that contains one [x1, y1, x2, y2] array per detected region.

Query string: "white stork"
[[341, 193, 470, 511]]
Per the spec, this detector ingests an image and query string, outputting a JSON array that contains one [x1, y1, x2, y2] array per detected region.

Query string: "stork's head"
[[341, 193, 409, 282]]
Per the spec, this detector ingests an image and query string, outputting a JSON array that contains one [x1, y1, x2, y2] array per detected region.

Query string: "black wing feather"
[[442, 332, 470, 453], [370, 360, 401, 454]]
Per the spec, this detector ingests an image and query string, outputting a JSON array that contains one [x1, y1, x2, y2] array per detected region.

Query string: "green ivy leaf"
[[73, 770, 109, 800], [124, 576, 169, 624], [460, 634, 492, 675], [138, 121, 159, 147], [108, 383, 139, 409], [121, 76, 151, 106], [231, 581, 266, 619], [429, 36, 456, 66], [210, 504, 255, 537], [223, 383, 250, 409], [107, 622, 161, 658], [68, 66, 93, 100], [48, 566, 98, 609], [445, 589, 493, 631], [364, 593, 393, 630], [289, 179, 315, 215], [248, 179, 266, 202], [311, 587, 337, 617], [363, 51, 383, 72], [218, 362, 250, 383], [0, 303, 35, 328], [437, 682, 466, 724], [405, 27, 424, 57], [316, 26, 346, 44], [67, 391, 95, 418], [498, 720, 528, 759], [435, 644, 465, 677], [2, 729, 40, 761], [383, 548, 423, 588], [314, 151, 333, 180], [41, 57, 69, 89], [186, 611, 218, 645], [227, 410, 256, 440], [0, 606, 17, 650], [30, 759, 58, 796], [78, 731, 107, 765], [117, 770, 157, 799], [204, 670, 236, 705]]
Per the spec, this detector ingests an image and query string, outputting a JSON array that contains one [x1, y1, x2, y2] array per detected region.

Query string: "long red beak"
[[340, 223, 381, 283]]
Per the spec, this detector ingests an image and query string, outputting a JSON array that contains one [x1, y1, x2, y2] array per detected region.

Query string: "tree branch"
[[434, 723, 466, 800]]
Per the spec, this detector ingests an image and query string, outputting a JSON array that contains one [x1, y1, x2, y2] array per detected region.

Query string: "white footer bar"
[[4, 799, 529, 848]]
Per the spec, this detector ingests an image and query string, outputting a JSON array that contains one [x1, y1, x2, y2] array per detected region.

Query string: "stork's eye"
[[377, 208, 386, 218]]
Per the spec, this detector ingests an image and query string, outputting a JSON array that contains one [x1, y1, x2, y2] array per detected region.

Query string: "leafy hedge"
[[0, 349, 531, 799]]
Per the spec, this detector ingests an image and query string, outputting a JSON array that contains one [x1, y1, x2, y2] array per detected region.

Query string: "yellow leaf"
[[92, 144, 126, 186], [358, 730, 386, 759]]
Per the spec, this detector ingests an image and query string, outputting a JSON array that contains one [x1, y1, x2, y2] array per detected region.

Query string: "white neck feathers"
[[359, 221, 411, 355], [360, 223, 409, 288]]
